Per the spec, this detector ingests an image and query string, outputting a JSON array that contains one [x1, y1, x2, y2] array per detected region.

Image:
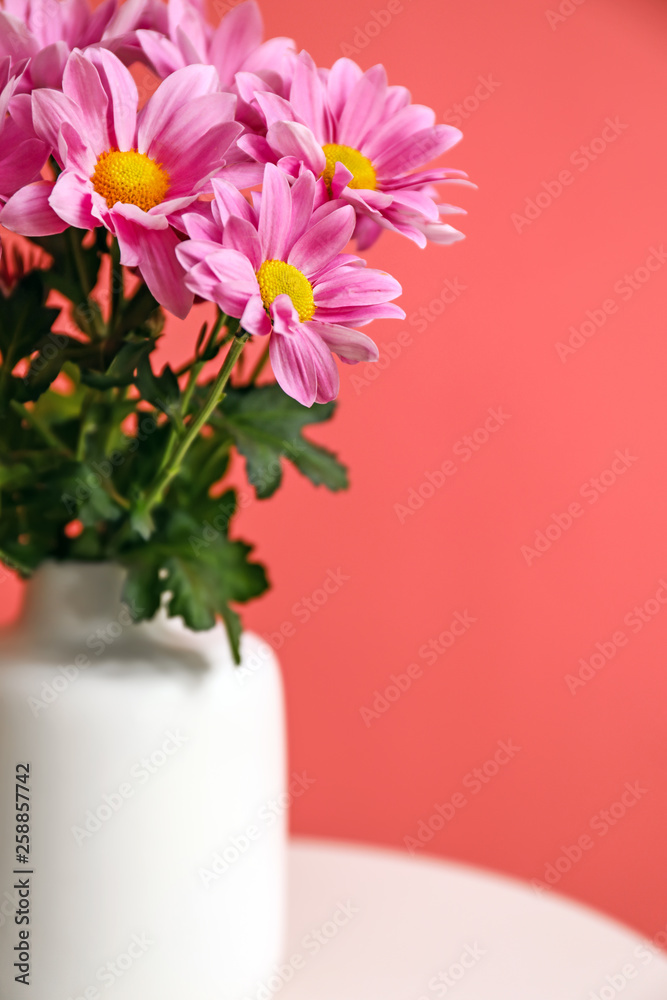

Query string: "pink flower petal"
[[307, 321, 379, 364], [152, 102, 241, 194], [180, 259, 223, 302], [49, 170, 97, 229], [266, 120, 326, 176], [223, 215, 262, 270], [137, 64, 221, 155], [208, 0, 263, 84], [0, 138, 47, 198], [234, 69, 272, 105], [343, 187, 393, 214], [85, 0, 116, 43], [387, 187, 440, 222], [237, 132, 275, 164], [216, 157, 266, 188], [288, 204, 355, 278], [83, 48, 138, 151], [0, 181, 68, 236], [135, 28, 185, 77], [258, 162, 291, 261], [288, 168, 316, 247], [32, 89, 87, 158], [381, 168, 455, 190], [0, 11, 36, 63], [353, 214, 382, 251], [151, 194, 201, 216], [303, 324, 340, 403], [375, 125, 463, 176], [241, 293, 271, 337], [289, 51, 327, 143], [316, 302, 406, 325], [112, 200, 170, 230], [331, 160, 353, 199], [385, 85, 412, 116], [4, 92, 31, 134], [314, 266, 402, 307], [253, 90, 297, 128], [211, 177, 255, 225], [104, 0, 160, 37], [30, 41, 69, 89], [337, 64, 387, 149], [62, 51, 110, 153], [179, 245, 258, 315], [170, 4, 208, 62], [176, 204, 218, 240], [242, 36, 295, 78], [135, 225, 194, 319], [414, 220, 466, 245], [269, 299, 317, 407], [60, 120, 96, 174], [326, 58, 363, 120], [364, 104, 437, 162]]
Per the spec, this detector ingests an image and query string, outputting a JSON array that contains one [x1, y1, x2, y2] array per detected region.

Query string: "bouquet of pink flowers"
[[0, 0, 470, 656]]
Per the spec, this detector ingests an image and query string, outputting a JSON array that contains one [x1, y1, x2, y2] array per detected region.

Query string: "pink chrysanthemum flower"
[[0, 0, 151, 90], [241, 52, 471, 250], [135, 0, 295, 185], [0, 48, 242, 318], [0, 60, 48, 206], [135, 0, 294, 87], [176, 164, 404, 406]]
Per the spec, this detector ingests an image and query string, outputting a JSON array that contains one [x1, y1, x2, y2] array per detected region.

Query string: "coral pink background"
[[4, 0, 667, 940]]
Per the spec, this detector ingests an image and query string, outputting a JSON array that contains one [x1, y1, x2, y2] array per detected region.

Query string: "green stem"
[[101, 478, 131, 510], [138, 333, 249, 515], [247, 343, 270, 385], [10, 400, 73, 456], [0, 341, 17, 414], [109, 237, 123, 332], [181, 360, 204, 415], [0, 545, 33, 577], [68, 227, 92, 298], [68, 228, 105, 340], [75, 389, 96, 462], [157, 309, 234, 474]]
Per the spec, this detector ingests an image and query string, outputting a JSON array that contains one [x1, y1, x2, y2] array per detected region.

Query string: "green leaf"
[[288, 439, 349, 491], [0, 272, 60, 364], [219, 604, 243, 661], [115, 283, 161, 338], [121, 560, 163, 621], [164, 555, 217, 631], [220, 383, 348, 498], [58, 462, 125, 527], [32, 377, 95, 425], [20, 334, 79, 402], [36, 228, 106, 306], [81, 339, 154, 390], [136, 354, 181, 419], [119, 503, 269, 663], [129, 506, 155, 541]]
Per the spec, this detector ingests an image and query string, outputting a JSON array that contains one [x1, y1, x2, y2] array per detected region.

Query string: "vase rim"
[[21, 559, 130, 641]]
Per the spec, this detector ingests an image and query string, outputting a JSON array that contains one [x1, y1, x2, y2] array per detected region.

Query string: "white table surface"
[[281, 839, 667, 1000]]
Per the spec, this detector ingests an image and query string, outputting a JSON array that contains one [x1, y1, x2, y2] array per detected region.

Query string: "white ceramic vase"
[[0, 561, 286, 1000]]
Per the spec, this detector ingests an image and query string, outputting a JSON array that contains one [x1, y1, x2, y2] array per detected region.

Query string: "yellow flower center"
[[321, 143, 377, 192], [256, 259, 315, 322], [91, 149, 170, 212]]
